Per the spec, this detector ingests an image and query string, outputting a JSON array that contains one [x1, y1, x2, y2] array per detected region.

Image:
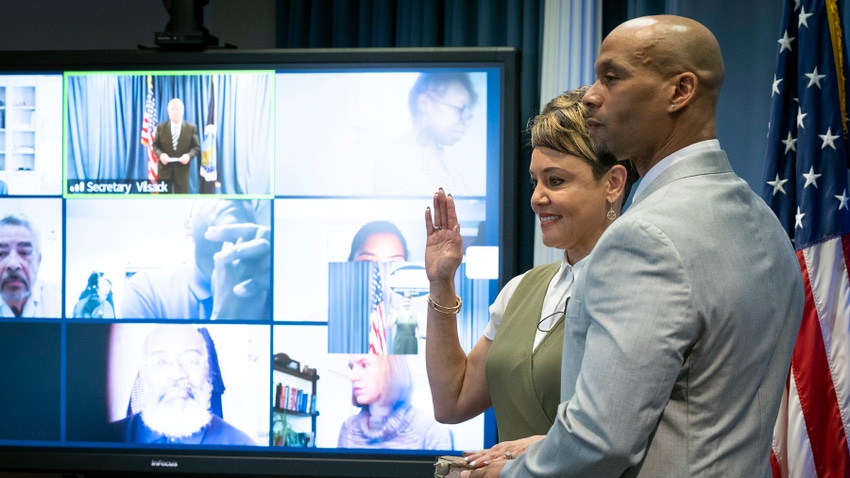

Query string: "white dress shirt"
[[485, 255, 588, 351], [0, 279, 61, 318]]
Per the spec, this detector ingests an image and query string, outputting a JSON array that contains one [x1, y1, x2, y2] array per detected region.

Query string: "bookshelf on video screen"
[[0, 48, 517, 477]]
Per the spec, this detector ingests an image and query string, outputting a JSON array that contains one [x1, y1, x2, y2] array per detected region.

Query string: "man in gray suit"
[[467, 15, 804, 478]]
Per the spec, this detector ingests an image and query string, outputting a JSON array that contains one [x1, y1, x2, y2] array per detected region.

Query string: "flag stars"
[[768, 173, 789, 196], [778, 30, 795, 53], [797, 106, 807, 128], [805, 66, 826, 88], [819, 127, 839, 149], [798, 6, 813, 28], [782, 131, 797, 154], [795, 206, 805, 229], [802, 166, 822, 188], [836, 189, 850, 210], [772, 75, 783, 96]]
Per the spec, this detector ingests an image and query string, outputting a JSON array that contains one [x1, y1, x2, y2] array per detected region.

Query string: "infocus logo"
[[151, 459, 179, 468]]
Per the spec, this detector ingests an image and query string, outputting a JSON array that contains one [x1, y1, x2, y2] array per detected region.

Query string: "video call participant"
[[424, 86, 633, 466], [328, 220, 410, 353], [338, 354, 452, 450], [72, 271, 115, 319], [110, 324, 255, 445], [152, 98, 201, 194], [386, 292, 421, 355], [0, 179, 8, 195], [352, 220, 409, 353], [467, 15, 804, 478], [374, 72, 479, 196], [0, 214, 60, 318], [347, 220, 409, 263], [120, 199, 271, 320]]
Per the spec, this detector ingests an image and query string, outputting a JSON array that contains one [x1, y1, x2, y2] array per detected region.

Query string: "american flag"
[[140, 75, 158, 183], [761, 0, 850, 476], [368, 264, 387, 355]]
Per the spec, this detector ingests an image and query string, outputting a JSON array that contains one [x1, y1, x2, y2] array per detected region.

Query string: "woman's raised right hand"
[[424, 188, 464, 283]]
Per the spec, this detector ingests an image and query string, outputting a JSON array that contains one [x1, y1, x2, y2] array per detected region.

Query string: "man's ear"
[[669, 72, 697, 111]]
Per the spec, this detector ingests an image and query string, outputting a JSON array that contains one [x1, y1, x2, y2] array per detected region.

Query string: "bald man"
[[465, 15, 803, 478]]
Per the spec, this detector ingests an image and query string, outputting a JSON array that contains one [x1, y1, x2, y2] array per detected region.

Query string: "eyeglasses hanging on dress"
[[537, 267, 575, 333], [537, 296, 569, 333]]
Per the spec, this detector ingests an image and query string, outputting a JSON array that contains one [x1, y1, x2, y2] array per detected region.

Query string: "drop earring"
[[607, 201, 617, 221]]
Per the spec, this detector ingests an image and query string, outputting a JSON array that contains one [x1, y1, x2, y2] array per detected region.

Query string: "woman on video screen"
[[337, 354, 452, 450]]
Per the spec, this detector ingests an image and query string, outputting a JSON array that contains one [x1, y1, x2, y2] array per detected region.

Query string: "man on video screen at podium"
[[153, 98, 201, 194]]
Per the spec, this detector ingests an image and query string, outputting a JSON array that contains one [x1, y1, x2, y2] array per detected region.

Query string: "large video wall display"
[[0, 66, 502, 455]]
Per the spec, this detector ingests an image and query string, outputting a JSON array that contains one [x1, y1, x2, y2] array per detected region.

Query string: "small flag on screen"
[[141, 75, 158, 183], [368, 265, 387, 355]]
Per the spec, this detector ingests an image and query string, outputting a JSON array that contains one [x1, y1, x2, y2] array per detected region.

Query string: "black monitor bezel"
[[0, 46, 519, 477]]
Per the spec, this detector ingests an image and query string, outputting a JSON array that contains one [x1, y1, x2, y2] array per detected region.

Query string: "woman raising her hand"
[[424, 86, 635, 469]]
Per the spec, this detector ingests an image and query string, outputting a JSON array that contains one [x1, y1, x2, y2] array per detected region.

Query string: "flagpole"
[[826, 0, 847, 135]]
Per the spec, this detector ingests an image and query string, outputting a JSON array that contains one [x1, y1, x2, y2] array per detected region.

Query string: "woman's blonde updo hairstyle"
[[529, 86, 618, 181]]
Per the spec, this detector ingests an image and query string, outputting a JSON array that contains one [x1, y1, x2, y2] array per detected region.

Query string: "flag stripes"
[[792, 243, 850, 477], [368, 265, 387, 355], [140, 75, 158, 183]]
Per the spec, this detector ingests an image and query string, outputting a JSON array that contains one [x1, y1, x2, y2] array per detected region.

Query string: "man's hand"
[[206, 223, 271, 320], [159, 153, 170, 165], [179, 154, 190, 165]]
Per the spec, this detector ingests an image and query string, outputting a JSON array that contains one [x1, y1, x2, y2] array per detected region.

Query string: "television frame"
[[0, 46, 520, 478]]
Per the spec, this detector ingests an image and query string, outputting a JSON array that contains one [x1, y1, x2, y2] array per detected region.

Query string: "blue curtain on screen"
[[66, 75, 147, 183], [66, 74, 272, 195], [215, 74, 273, 195], [275, 0, 543, 274], [327, 261, 370, 354]]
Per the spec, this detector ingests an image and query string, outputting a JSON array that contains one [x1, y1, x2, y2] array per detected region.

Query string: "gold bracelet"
[[427, 295, 462, 315]]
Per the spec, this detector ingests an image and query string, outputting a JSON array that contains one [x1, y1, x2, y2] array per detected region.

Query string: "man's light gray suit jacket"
[[503, 150, 804, 477]]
